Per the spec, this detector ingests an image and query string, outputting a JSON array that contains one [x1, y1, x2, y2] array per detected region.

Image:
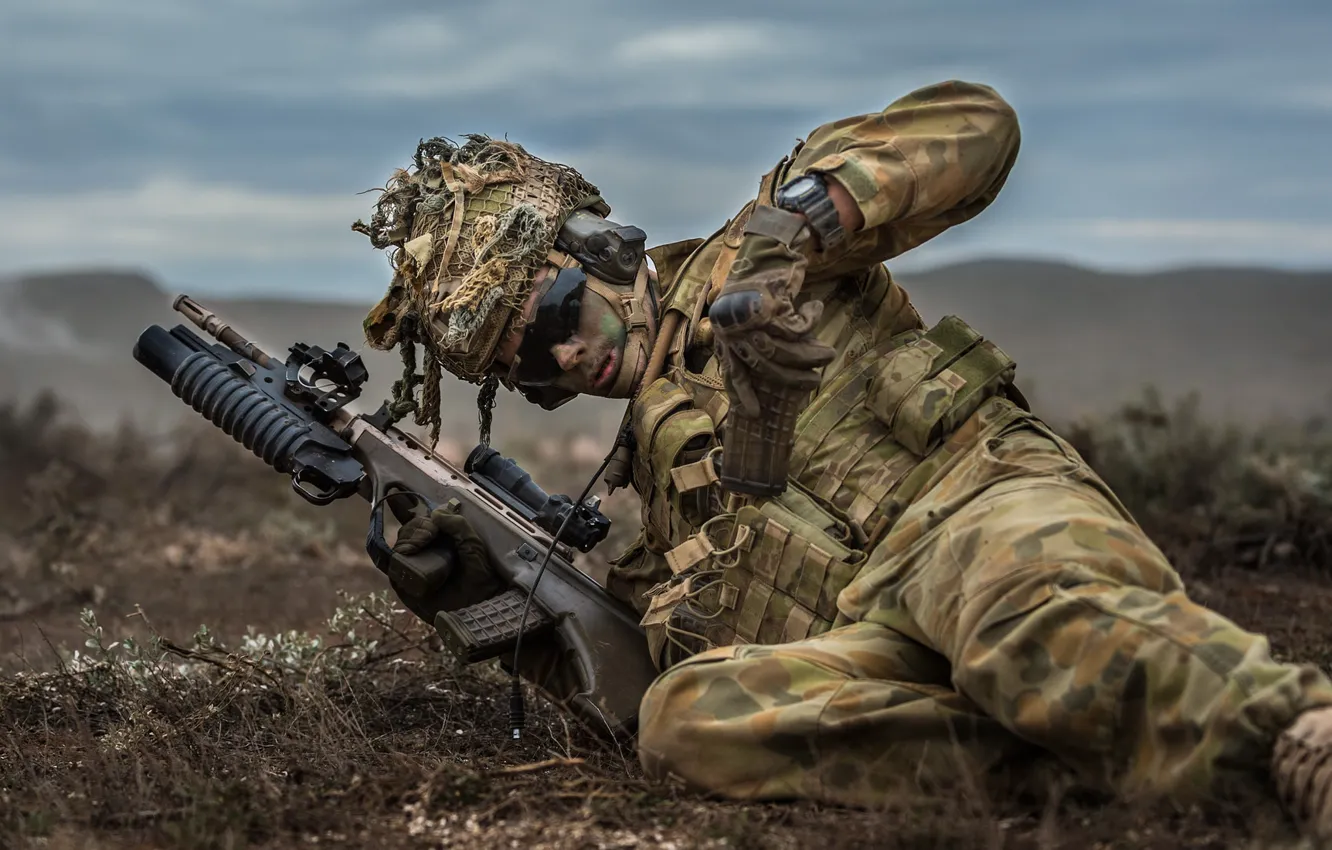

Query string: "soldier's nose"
[[552, 339, 586, 371]]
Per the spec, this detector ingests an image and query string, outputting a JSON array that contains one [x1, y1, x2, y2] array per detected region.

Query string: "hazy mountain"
[[0, 269, 627, 443], [899, 259, 1332, 423], [2, 261, 1328, 444]]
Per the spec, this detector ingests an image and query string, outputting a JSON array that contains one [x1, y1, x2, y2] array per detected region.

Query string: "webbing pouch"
[[632, 377, 693, 468], [652, 408, 717, 533], [866, 316, 1017, 457], [722, 486, 866, 645], [630, 376, 720, 545], [631, 377, 695, 542], [604, 534, 673, 617]]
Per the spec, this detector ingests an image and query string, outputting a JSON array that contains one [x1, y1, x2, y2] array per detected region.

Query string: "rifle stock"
[[132, 300, 657, 738]]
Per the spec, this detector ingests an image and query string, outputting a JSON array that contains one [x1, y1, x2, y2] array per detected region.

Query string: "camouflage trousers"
[[636, 419, 1332, 805]]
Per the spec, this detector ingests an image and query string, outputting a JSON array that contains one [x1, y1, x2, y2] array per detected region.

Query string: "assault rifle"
[[132, 296, 657, 737]]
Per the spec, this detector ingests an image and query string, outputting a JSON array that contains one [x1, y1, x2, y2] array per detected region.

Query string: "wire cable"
[[507, 424, 630, 740]]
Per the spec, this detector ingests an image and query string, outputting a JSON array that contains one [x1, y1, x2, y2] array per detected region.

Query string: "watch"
[[774, 173, 846, 250]]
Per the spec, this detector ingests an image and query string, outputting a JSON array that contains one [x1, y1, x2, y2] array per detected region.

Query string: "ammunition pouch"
[[641, 480, 866, 668], [864, 315, 1017, 457], [721, 484, 866, 645], [605, 375, 724, 623], [630, 376, 723, 548]]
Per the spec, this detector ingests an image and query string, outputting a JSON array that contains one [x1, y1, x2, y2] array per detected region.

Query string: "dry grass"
[[1, 390, 1330, 849]]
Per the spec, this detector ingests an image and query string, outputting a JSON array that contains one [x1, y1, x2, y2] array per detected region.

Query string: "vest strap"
[[665, 533, 715, 576], [670, 454, 720, 493]]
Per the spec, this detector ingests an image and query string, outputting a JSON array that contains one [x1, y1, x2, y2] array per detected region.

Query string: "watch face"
[[783, 176, 819, 201]]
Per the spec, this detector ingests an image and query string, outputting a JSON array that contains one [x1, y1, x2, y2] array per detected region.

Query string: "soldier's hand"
[[393, 507, 490, 577], [715, 310, 835, 417], [711, 232, 836, 418], [712, 228, 808, 332]]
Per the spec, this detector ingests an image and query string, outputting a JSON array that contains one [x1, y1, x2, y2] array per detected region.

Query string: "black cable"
[[508, 424, 631, 740]]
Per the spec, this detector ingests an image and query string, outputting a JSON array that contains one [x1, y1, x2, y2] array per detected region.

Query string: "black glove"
[[393, 507, 491, 578], [711, 232, 836, 418]]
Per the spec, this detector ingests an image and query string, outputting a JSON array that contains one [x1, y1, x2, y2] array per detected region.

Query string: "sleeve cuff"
[[803, 146, 915, 232]]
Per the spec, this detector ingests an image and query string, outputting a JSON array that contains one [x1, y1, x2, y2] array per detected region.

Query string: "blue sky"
[[1, 0, 1329, 300]]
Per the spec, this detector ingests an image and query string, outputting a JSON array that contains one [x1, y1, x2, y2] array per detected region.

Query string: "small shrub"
[[1061, 387, 1332, 576]]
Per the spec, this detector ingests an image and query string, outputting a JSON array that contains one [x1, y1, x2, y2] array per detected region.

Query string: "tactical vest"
[[612, 163, 1029, 668]]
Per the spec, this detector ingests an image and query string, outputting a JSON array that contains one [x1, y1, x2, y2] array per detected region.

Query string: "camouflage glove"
[[393, 507, 490, 577], [711, 223, 836, 418]]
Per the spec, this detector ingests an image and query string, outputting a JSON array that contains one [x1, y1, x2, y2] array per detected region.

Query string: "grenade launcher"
[[132, 295, 656, 737]]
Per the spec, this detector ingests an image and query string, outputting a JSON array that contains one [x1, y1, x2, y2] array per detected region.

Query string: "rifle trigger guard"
[[365, 484, 456, 600]]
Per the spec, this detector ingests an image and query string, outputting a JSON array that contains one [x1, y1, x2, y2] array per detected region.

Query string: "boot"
[[1272, 705, 1332, 841]]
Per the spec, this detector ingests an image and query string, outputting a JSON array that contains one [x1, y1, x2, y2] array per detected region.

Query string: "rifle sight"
[[465, 446, 611, 553]]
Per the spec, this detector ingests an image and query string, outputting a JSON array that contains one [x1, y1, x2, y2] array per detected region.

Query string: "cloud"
[[612, 22, 774, 64], [527, 144, 760, 245], [0, 176, 367, 266], [1286, 85, 1332, 112], [1, 0, 1330, 296]]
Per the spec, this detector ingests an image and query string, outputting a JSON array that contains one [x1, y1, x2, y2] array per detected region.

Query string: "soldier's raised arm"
[[784, 80, 1021, 277], [705, 81, 1020, 494]]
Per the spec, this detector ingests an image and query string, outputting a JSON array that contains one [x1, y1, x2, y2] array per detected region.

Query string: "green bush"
[[1061, 387, 1332, 576]]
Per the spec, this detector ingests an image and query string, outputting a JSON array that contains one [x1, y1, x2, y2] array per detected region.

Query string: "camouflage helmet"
[[355, 135, 610, 382]]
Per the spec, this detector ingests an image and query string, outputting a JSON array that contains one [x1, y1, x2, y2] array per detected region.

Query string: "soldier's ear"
[[517, 384, 578, 410]]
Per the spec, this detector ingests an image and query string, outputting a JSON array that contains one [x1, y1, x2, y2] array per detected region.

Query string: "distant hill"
[[2, 261, 1329, 443], [0, 269, 626, 443], [899, 259, 1332, 423]]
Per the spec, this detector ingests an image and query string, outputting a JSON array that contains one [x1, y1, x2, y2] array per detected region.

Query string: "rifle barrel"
[[172, 294, 273, 367]]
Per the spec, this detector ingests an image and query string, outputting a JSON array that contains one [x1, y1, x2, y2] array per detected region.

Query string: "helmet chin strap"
[[548, 250, 657, 399]]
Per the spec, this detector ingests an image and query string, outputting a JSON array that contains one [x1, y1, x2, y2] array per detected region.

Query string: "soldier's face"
[[495, 263, 656, 398]]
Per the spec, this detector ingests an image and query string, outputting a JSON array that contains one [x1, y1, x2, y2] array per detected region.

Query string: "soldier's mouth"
[[593, 347, 619, 391]]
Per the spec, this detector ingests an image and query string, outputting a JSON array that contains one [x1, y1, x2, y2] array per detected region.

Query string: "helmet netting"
[[353, 134, 605, 444]]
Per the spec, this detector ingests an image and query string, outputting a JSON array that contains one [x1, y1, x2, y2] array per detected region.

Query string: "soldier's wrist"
[[774, 173, 847, 250], [823, 175, 865, 234]]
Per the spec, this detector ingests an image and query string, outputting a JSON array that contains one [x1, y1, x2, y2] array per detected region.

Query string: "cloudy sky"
[[2, 0, 1329, 301]]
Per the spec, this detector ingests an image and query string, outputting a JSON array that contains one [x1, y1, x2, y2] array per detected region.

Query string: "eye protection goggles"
[[508, 263, 588, 387]]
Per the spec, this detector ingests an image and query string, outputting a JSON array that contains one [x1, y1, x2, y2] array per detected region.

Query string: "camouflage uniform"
[[607, 81, 1332, 804]]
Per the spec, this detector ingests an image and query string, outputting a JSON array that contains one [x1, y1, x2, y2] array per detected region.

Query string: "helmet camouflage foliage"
[[353, 135, 608, 439]]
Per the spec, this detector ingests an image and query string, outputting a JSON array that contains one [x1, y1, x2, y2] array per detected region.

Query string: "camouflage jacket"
[[606, 81, 1028, 663]]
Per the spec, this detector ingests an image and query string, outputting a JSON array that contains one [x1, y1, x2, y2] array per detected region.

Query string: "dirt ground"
[[2, 392, 1331, 849]]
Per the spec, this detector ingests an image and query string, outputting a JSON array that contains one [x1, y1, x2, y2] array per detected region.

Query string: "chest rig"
[[614, 162, 1028, 669]]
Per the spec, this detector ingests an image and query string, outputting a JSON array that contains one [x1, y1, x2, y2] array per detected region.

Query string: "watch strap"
[[776, 173, 846, 250]]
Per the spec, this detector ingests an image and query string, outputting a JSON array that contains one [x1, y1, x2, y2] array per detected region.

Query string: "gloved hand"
[[396, 506, 580, 704], [393, 506, 491, 577], [710, 231, 836, 418]]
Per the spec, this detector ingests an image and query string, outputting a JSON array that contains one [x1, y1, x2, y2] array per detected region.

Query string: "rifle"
[[132, 295, 657, 738]]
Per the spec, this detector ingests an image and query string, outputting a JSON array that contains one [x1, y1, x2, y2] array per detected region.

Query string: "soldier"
[[354, 81, 1332, 838]]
